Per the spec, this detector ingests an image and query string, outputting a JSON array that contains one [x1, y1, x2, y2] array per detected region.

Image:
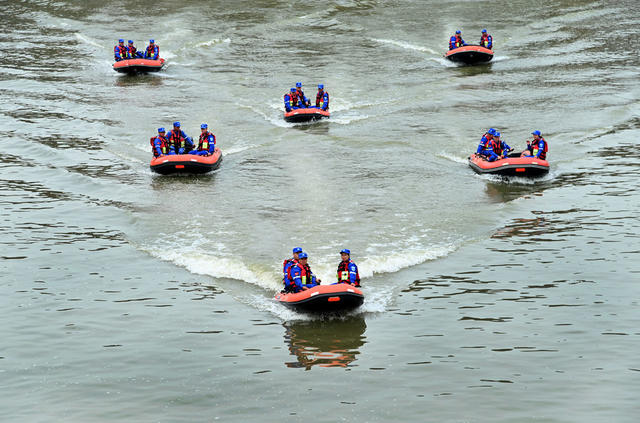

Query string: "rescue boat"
[[445, 45, 493, 65], [275, 283, 364, 313], [149, 148, 222, 175], [468, 153, 549, 177], [113, 58, 165, 74], [283, 108, 330, 123]]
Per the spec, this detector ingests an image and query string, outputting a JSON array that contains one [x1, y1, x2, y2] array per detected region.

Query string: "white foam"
[[75, 33, 104, 49], [372, 38, 440, 55], [194, 38, 231, 48], [438, 152, 468, 164]]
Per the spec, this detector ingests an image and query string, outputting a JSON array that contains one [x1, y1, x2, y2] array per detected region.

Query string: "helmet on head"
[[488, 128, 496, 135], [173, 121, 180, 128], [532, 130, 541, 136], [158, 127, 165, 133], [201, 123, 208, 129], [118, 39, 124, 43], [340, 249, 350, 255], [290, 88, 296, 92], [296, 82, 302, 88], [494, 131, 501, 137], [456, 30, 461, 34], [150, 39, 155, 44], [318, 84, 324, 89], [128, 40, 134, 44], [482, 29, 487, 33], [298, 252, 308, 259], [292, 247, 302, 253]]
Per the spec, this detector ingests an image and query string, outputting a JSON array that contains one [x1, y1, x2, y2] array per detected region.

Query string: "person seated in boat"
[[282, 247, 302, 288], [286, 252, 320, 293], [127, 40, 144, 58], [336, 249, 360, 287], [315, 84, 329, 111], [144, 39, 160, 60], [189, 123, 216, 156], [476, 128, 495, 154], [449, 30, 467, 50], [477, 128, 500, 161], [295, 82, 311, 108], [284, 88, 297, 112], [493, 131, 512, 159], [480, 29, 493, 49], [167, 121, 194, 154], [114, 39, 128, 61], [151, 127, 174, 157], [523, 130, 548, 159]]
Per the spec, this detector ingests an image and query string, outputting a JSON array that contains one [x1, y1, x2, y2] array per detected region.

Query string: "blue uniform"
[[114, 44, 127, 61], [476, 134, 493, 154], [287, 263, 318, 293], [295, 88, 309, 108], [284, 93, 294, 112], [449, 35, 466, 50], [152, 135, 174, 157], [526, 138, 548, 159], [167, 129, 194, 154], [478, 136, 499, 161], [190, 132, 215, 156], [337, 260, 360, 285], [145, 43, 159, 60], [480, 34, 493, 49], [316, 90, 329, 111]]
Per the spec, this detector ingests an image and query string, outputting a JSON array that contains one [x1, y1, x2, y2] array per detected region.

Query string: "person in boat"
[[480, 29, 493, 49], [144, 39, 160, 60], [282, 247, 303, 289], [127, 40, 144, 58], [523, 130, 548, 159], [493, 131, 512, 159], [295, 82, 310, 108], [476, 128, 497, 158], [167, 121, 194, 154], [337, 249, 360, 287], [449, 30, 467, 50], [315, 84, 329, 111], [114, 39, 128, 61], [286, 252, 320, 293], [189, 123, 216, 156], [284, 88, 297, 112], [151, 127, 174, 157]]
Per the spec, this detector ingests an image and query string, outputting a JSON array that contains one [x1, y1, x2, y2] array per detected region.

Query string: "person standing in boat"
[[480, 29, 493, 49], [190, 123, 216, 156], [315, 84, 329, 111], [286, 252, 319, 293], [114, 39, 128, 61], [523, 130, 548, 159], [144, 39, 160, 60], [337, 249, 360, 287], [295, 82, 310, 108], [449, 30, 467, 50], [282, 247, 303, 291], [151, 127, 174, 157], [493, 131, 512, 159], [167, 121, 194, 154], [127, 40, 144, 58]]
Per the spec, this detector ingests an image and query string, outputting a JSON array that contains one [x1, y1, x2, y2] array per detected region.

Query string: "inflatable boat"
[[150, 148, 222, 175], [445, 45, 493, 65], [468, 153, 549, 177], [284, 108, 330, 123], [113, 58, 165, 74], [275, 284, 364, 313]]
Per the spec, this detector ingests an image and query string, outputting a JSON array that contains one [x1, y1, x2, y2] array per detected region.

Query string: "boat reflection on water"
[[283, 316, 367, 370]]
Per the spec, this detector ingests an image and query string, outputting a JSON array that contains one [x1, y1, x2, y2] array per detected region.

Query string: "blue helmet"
[[292, 247, 302, 253], [494, 131, 501, 137], [118, 39, 124, 43], [298, 252, 308, 259], [173, 121, 180, 128], [481, 29, 487, 33], [201, 123, 208, 129], [150, 39, 155, 44], [340, 249, 350, 255], [456, 30, 461, 34], [158, 127, 165, 133], [128, 40, 134, 44], [488, 128, 496, 135], [290, 87, 296, 92], [532, 130, 541, 136], [318, 84, 324, 89], [296, 82, 302, 88]]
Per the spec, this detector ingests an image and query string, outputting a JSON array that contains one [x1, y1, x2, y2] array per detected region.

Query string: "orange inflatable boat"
[[468, 153, 549, 177], [150, 148, 222, 175], [284, 108, 330, 123], [275, 284, 364, 313], [445, 45, 493, 65], [113, 58, 165, 74]]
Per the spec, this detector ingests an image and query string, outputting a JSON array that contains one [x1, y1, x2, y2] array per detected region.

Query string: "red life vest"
[[168, 129, 186, 150], [146, 44, 159, 58], [492, 139, 503, 156], [291, 91, 302, 107], [337, 260, 360, 286], [283, 258, 298, 287], [533, 137, 548, 160], [198, 131, 214, 151], [316, 90, 324, 106], [480, 34, 489, 47], [114, 44, 127, 60], [150, 135, 169, 157]]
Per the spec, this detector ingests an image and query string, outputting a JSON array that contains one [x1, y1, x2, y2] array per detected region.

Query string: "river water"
[[1, 1, 639, 422]]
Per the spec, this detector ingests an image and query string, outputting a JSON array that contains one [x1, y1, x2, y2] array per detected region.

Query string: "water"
[[1, 1, 639, 422]]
